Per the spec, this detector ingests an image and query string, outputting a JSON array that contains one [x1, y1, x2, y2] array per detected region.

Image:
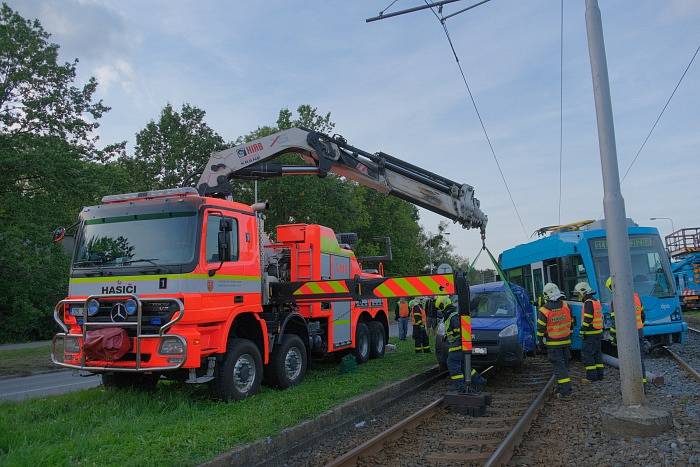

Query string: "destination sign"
[[592, 237, 653, 250]]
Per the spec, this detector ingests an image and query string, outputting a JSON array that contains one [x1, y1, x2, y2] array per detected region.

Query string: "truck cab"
[[53, 187, 388, 400]]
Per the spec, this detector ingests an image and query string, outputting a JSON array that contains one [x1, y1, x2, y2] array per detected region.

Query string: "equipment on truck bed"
[[666, 228, 700, 311], [50, 128, 487, 401]]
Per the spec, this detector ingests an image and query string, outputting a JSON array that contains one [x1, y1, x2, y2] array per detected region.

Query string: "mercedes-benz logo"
[[111, 303, 128, 322]]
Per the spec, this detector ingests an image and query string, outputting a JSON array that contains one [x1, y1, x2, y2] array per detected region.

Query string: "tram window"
[[561, 255, 588, 298]]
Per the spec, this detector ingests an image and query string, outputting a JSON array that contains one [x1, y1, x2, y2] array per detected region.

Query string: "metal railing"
[[51, 295, 186, 372]]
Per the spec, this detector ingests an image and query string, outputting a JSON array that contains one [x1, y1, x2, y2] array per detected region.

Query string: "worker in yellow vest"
[[410, 297, 430, 353], [537, 283, 573, 399], [606, 277, 647, 384], [575, 282, 604, 382]]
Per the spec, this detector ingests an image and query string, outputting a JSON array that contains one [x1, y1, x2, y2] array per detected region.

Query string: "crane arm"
[[196, 127, 487, 229]]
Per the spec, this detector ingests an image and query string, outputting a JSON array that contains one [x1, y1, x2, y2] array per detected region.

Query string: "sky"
[[9, 0, 700, 268]]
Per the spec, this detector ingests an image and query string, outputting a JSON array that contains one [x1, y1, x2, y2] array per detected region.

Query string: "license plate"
[[473, 347, 487, 355]]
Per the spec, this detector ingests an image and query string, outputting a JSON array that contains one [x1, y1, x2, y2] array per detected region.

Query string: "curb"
[[202, 365, 443, 467]]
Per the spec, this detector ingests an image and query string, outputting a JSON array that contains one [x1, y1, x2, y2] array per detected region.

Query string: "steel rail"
[[664, 346, 700, 383], [324, 397, 444, 467], [688, 326, 700, 334], [483, 373, 555, 467]]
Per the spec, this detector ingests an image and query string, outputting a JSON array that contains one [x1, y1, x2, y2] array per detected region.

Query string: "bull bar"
[[51, 294, 186, 372]]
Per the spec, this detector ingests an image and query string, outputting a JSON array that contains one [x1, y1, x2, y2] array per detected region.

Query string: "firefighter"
[[537, 283, 573, 399], [606, 277, 647, 384], [394, 297, 410, 341], [575, 281, 604, 382], [437, 295, 486, 392], [410, 297, 430, 353]]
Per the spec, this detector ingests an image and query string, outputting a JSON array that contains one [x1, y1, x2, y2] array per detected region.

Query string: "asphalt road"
[[0, 323, 412, 402], [0, 371, 101, 402]]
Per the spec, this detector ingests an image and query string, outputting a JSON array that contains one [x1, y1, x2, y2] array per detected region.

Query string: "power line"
[[620, 43, 700, 183], [424, 1, 528, 237], [378, 0, 401, 16], [557, 0, 563, 224]]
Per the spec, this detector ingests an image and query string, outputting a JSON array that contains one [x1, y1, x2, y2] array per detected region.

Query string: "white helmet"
[[543, 282, 565, 301], [574, 281, 594, 297]]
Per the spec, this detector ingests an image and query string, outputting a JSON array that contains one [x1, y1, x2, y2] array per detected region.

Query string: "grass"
[[0, 338, 435, 466], [684, 310, 700, 326], [0, 345, 56, 378]]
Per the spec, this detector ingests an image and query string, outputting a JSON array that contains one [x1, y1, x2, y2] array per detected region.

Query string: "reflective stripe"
[[470, 369, 477, 376], [451, 374, 464, 380], [537, 319, 546, 326], [596, 364, 605, 368], [537, 332, 545, 337], [585, 365, 597, 370], [557, 377, 571, 384], [583, 313, 594, 318], [545, 339, 571, 346], [589, 299, 604, 330], [642, 378, 648, 384], [581, 329, 603, 335], [448, 346, 462, 352]]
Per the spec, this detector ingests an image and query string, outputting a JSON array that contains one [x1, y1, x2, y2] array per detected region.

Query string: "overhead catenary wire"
[[557, 0, 564, 225], [378, 0, 401, 16], [424, 1, 528, 237], [620, 43, 700, 183]]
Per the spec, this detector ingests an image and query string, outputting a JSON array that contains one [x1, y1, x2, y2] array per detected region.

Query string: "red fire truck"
[[52, 128, 487, 400]]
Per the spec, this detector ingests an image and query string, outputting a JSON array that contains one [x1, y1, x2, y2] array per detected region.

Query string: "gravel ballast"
[[511, 332, 700, 466]]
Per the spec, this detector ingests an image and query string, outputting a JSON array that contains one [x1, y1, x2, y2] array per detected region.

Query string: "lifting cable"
[[620, 43, 700, 184], [423, 1, 528, 238]]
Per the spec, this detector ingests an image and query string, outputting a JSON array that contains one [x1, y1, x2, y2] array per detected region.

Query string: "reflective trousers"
[[581, 333, 604, 381], [547, 346, 572, 396], [398, 317, 409, 340], [413, 325, 430, 352], [446, 348, 484, 392]]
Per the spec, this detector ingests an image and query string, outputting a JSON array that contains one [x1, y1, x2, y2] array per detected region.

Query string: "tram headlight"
[[670, 308, 682, 321]]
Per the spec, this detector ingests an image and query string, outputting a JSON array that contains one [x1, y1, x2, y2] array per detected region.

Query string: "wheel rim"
[[284, 346, 303, 381], [233, 353, 256, 393], [360, 333, 369, 357], [375, 332, 384, 354]]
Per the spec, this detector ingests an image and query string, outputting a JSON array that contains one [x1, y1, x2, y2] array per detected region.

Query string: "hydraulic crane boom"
[[196, 128, 487, 230]]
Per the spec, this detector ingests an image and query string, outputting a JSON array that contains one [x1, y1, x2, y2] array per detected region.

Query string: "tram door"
[[531, 261, 544, 305]]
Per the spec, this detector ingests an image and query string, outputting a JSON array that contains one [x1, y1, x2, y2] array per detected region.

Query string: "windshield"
[[469, 290, 515, 318], [588, 234, 675, 300], [74, 211, 198, 268]]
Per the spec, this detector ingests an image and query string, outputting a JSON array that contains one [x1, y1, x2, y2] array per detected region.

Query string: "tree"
[[126, 103, 227, 190], [0, 3, 109, 153]]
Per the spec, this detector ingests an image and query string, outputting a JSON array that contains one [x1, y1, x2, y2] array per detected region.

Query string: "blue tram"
[[499, 219, 687, 351]]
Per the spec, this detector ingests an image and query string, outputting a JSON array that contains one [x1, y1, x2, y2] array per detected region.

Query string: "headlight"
[[670, 308, 682, 322], [124, 299, 138, 315], [86, 299, 100, 316], [68, 304, 84, 317], [159, 337, 185, 355], [64, 337, 80, 354], [498, 323, 518, 338]]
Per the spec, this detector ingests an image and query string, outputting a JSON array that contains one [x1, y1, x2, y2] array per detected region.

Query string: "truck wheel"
[[368, 321, 386, 359], [102, 373, 159, 390], [214, 338, 262, 401], [353, 322, 370, 364], [266, 334, 307, 389]]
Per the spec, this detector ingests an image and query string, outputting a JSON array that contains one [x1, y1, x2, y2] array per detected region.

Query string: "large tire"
[[265, 334, 307, 389], [102, 373, 159, 391], [353, 322, 371, 364], [213, 338, 263, 401], [368, 321, 386, 359]]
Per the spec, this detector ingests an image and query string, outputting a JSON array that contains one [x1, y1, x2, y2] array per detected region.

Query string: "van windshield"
[[73, 211, 198, 268], [588, 235, 675, 300], [470, 291, 515, 318]]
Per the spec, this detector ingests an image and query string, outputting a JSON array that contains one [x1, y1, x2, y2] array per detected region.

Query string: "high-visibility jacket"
[[444, 307, 461, 349], [410, 300, 426, 326], [580, 299, 603, 335], [537, 300, 573, 346], [398, 300, 410, 318], [610, 292, 644, 335]]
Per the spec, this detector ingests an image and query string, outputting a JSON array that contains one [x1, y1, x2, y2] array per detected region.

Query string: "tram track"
[[324, 359, 554, 467], [662, 325, 700, 383]]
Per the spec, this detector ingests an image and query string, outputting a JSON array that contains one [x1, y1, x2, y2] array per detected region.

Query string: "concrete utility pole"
[[585, 0, 670, 436]]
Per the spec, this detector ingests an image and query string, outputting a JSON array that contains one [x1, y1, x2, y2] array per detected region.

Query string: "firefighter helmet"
[[605, 277, 613, 290], [543, 282, 565, 301], [574, 281, 594, 297], [435, 295, 452, 311]]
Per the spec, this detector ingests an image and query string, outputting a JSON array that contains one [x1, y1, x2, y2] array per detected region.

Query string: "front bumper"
[[51, 295, 190, 373]]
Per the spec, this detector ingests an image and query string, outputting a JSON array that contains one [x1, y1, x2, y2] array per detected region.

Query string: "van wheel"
[[213, 338, 262, 401], [353, 322, 370, 364], [368, 322, 386, 359], [266, 334, 307, 389], [102, 373, 159, 390]]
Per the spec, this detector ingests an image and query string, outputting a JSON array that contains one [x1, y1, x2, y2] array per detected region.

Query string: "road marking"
[[0, 378, 99, 398]]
